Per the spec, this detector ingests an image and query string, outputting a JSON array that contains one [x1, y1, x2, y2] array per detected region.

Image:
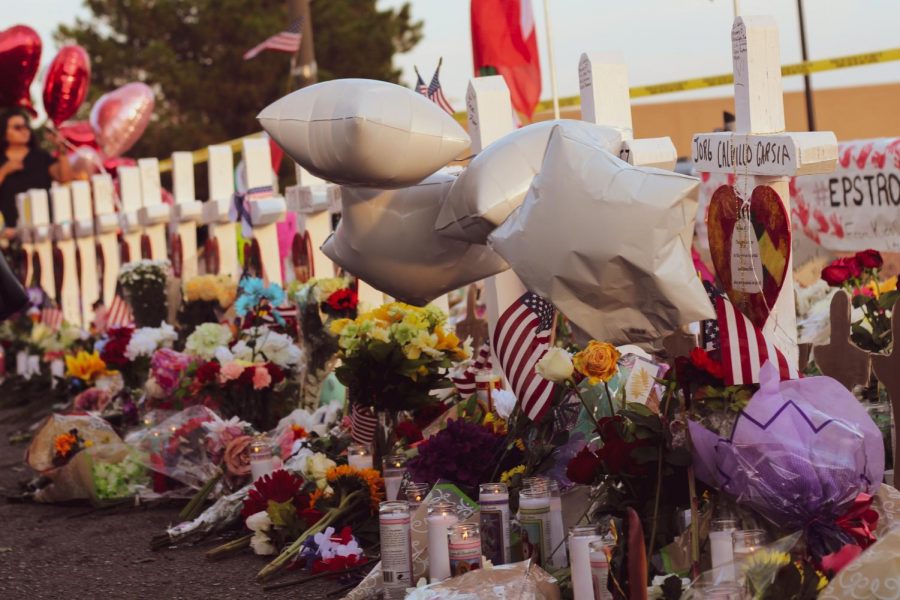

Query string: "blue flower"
[[235, 278, 287, 316]]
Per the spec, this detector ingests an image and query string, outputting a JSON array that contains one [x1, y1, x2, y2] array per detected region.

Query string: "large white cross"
[[70, 180, 100, 325], [578, 53, 677, 170], [170, 152, 204, 280], [137, 157, 170, 261], [24, 189, 54, 301], [202, 144, 240, 279], [50, 185, 81, 327], [90, 174, 121, 307], [285, 162, 337, 281], [14, 193, 34, 287], [242, 138, 287, 286], [690, 16, 837, 363], [118, 166, 143, 263]]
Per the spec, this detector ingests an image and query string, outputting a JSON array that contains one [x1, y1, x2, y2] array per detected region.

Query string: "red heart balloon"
[[0, 25, 42, 116], [707, 185, 792, 329], [43, 45, 91, 125], [57, 119, 97, 148], [90, 82, 155, 158]]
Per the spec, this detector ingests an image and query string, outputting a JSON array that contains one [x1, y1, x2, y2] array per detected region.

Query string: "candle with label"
[[249, 438, 277, 482], [426, 501, 458, 583], [448, 523, 482, 576], [382, 455, 406, 501], [347, 444, 373, 470], [568, 525, 602, 600], [379, 501, 413, 600], [589, 539, 614, 600], [475, 369, 501, 411], [478, 482, 511, 565], [517, 482, 552, 569]]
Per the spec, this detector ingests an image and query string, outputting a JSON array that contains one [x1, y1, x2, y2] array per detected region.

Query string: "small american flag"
[[350, 403, 377, 445], [493, 292, 557, 422], [451, 340, 492, 397], [243, 18, 303, 61], [414, 67, 428, 96], [41, 306, 64, 331], [702, 284, 798, 385], [107, 293, 135, 329], [426, 58, 454, 116]]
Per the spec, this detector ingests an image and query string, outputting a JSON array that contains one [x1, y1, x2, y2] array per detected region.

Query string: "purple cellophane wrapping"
[[689, 362, 884, 529]]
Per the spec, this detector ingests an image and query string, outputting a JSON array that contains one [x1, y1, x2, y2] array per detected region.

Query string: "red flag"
[[470, 0, 541, 118]]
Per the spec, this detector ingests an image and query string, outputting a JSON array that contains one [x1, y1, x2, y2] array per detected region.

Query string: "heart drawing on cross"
[[707, 184, 791, 329]]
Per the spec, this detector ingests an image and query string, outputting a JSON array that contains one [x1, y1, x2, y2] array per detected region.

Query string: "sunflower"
[[500, 465, 526, 485], [326, 465, 384, 513]]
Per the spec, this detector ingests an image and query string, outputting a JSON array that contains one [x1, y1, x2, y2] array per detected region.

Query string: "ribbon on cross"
[[230, 185, 274, 238]]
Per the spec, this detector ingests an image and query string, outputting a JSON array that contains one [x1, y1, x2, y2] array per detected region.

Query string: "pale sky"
[[17, 0, 900, 118]]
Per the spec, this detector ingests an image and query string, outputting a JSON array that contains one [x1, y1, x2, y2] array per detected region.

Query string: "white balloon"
[[258, 79, 470, 189], [434, 120, 623, 244], [322, 173, 508, 306]]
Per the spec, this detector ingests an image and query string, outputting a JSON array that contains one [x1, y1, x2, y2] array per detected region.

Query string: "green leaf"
[[620, 410, 663, 434], [267, 499, 299, 529], [878, 290, 900, 309]]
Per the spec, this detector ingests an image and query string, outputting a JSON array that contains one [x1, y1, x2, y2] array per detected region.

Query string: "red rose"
[[689, 347, 725, 380], [324, 288, 358, 312], [195, 360, 220, 385], [396, 420, 423, 444], [821, 264, 852, 287], [835, 256, 863, 279], [594, 417, 651, 476], [100, 327, 134, 367], [265, 363, 285, 384], [566, 446, 601, 484], [856, 249, 883, 269]]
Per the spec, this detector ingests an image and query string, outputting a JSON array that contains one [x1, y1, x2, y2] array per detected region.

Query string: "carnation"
[[125, 323, 177, 361], [232, 326, 302, 368], [185, 323, 234, 360], [407, 419, 505, 489]]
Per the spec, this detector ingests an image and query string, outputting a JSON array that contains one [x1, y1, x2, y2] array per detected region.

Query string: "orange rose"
[[223, 435, 253, 479], [573, 341, 620, 384]]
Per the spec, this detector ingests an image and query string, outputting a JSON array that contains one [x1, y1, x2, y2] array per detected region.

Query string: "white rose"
[[492, 389, 517, 420], [305, 452, 337, 489], [534, 347, 574, 383], [245, 510, 272, 533]]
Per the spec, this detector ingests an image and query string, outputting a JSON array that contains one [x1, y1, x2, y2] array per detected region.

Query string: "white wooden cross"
[[170, 151, 203, 280], [579, 53, 677, 170], [241, 137, 287, 286], [137, 157, 170, 261], [465, 76, 528, 342], [15, 193, 34, 287], [24, 189, 55, 301], [91, 173, 120, 307], [70, 180, 100, 325], [202, 144, 240, 279], [50, 185, 82, 327], [285, 162, 336, 280], [118, 165, 144, 263], [690, 16, 838, 364]]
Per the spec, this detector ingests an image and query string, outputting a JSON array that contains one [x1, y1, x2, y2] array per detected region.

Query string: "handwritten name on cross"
[[578, 53, 677, 170], [690, 15, 837, 364], [25, 189, 54, 301]]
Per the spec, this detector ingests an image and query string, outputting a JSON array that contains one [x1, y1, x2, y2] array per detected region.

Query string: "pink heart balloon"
[[89, 82, 154, 158], [0, 25, 42, 116]]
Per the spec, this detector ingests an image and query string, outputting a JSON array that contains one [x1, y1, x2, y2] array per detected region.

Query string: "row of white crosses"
[[465, 54, 679, 346]]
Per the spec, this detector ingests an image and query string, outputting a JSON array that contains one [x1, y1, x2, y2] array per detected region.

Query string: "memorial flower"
[[65, 350, 112, 383], [534, 346, 574, 383], [573, 341, 620, 384], [184, 323, 234, 360]]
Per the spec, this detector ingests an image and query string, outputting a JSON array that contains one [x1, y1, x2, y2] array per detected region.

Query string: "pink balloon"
[[68, 145, 103, 179], [89, 82, 154, 158]]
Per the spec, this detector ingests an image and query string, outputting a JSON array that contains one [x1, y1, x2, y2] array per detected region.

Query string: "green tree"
[[56, 0, 422, 160]]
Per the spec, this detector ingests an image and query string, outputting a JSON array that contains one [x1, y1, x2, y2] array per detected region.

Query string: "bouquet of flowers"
[[98, 323, 177, 393], [118, 259, 170, 327], [331, 302, 470, 412], [294, 277, 359, 408], [236, 277, 295, 336], [179, 274, 238, 333], [820, 249, 897, 352]]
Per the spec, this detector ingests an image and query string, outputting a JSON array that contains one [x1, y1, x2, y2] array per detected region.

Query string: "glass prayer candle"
[[347, 443, 373, 470], [379, 501, 413, 599], [547, 480, 567, 568], [478, 482, 511, 565], [589, 539, 614, 600], [382, 455, 407, 502], [426, 501, 458, 583], [404, 481, 430, 513], [249, 438, 277, 482], [710, 518, 738, 582], [475, 369, 501, 411], [732, 529, 766, 562], [568, 525, 602, 600], [518, 485, 552, 569], [448, 523, 482, 576]]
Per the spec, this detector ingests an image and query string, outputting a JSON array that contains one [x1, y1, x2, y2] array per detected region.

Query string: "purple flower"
[[407, 419, 505, 489]]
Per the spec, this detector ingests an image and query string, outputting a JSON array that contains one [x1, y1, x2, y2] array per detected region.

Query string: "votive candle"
[[517, 483, 552, 569], [589, 539, 614, 600], [379, 501, 413, 600], [548, 480, 567, 569], [710, 518, 738, 582], [404, 481, 430, 513], [382, 455, 406, 501], [426, 501, 458, 583], [568, 525, 602, 600], [249, 438, 277, 482], [448, 523, 482, 576], [347, 443, 373, 470], [479, 482, 511, 565]]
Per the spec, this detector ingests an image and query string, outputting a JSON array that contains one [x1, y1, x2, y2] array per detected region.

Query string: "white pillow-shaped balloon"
[[321, 173, 508, 306], [258, 79, 470, 188], [434, 119, 622, 244]]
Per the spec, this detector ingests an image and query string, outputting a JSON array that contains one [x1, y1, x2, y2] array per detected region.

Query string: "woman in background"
[[0, 109, 72, 231]]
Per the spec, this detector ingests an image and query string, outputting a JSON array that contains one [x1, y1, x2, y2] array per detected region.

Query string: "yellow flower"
[[573, 341, 620, 384], [435, 327, 461, 352], [65, 351, 111, 383], [326, 465, 385, 512], [514, 438, 525, 451], [330, 318, 352, 335], [500, 465, 526, 485], [316, 277, 347, 296], [868, 276, 897, 298], [183, 274, 238, 307]]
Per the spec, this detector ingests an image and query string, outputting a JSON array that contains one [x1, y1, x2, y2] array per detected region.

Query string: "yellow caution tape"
[[160, 46, 900, 171]]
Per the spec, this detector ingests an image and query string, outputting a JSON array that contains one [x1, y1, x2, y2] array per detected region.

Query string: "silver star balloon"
[[489, 124, 714, 346]]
